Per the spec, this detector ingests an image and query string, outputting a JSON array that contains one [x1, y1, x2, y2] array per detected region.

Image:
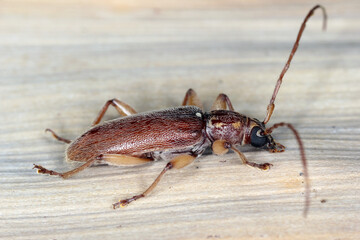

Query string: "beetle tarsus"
[[252, 162, 273, 171], [33, 164, 63, 177], [113, 194, 145, 209], [112, 202, 122, 209]]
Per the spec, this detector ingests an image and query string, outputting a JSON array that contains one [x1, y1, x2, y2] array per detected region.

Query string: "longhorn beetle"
[[34, 5, 326, 216]]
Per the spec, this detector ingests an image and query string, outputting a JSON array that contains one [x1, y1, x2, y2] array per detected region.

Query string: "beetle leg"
[[33, 154, 152, 179], [92, 99, 137, 126], [231, 146, 273, 170], [45, 128, 71, 144], [33, 158, 96, 179], [113, 154, 196, 209], [99, 154, 153, 166], [212, 140, 231, 155], [182, 88, 203, 110], [211, 93, 235, 111]]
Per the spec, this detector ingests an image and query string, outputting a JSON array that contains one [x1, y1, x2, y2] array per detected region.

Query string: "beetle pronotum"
[[34, 5, 326, 216]]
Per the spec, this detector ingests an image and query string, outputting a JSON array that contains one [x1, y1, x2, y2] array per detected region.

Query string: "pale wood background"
[[1, 0, 359, 239]]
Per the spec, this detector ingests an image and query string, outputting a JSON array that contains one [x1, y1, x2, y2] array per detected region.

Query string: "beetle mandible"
[[34, 5, 326, 216]]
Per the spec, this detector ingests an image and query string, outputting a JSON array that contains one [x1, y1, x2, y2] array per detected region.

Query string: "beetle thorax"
[[205, 110, 248, 145]]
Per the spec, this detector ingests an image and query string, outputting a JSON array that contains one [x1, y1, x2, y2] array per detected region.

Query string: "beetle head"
[[248, 119, 285, 153]]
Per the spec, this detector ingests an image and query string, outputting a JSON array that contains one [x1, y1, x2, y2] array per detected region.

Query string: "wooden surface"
[[1, 0, 359, 239]]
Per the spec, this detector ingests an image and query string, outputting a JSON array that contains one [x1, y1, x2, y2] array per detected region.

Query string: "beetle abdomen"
[[66, 106, 206, 162]]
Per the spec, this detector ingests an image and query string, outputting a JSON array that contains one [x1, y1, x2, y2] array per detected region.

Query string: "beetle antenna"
[[266, 122, 310, 217], [263, 5, 327, 124]]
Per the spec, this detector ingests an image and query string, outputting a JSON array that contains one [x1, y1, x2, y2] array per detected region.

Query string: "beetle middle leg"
[[211, 93, 235, 111], [113, 154, 196, 208], [92, 99, 137, 126]]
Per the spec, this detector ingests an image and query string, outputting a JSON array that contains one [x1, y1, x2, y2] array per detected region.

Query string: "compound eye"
[[250, 127, 267, 148]]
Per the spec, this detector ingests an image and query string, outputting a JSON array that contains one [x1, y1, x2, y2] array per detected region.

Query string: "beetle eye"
[[250, 127, 267, 148]]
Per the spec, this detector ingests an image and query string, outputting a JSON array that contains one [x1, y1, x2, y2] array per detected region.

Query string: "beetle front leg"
[[211, 93, 235, 111], [211, 140, 272, 170], [182, 88, 203, 110], [113, 154, 196, 209], [231, 146, 272, 170], [92, 99, 137, 126]]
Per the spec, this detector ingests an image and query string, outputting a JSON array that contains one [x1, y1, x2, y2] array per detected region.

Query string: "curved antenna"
[[263, 5, 327, 124], [266, 122, 310, 217]]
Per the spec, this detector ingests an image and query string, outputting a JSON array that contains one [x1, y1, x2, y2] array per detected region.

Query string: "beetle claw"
[[112, 202, 120, 209], [260, 163, 273, 171], [113, 200, 129, 209], [33, 164, 48, 174], [120, 202, 127, 208]]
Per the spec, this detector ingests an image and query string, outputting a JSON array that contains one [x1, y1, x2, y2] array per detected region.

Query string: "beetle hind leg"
[[211, 93, 235, 111], [113, 154, 196, 209], [33, 154, 152, 179], [92, 98, 137, 126], [182, 89, 203, 110], [33, 158, 96, 179], [45, 128, 71, 144], [99, 154, 153, 166]]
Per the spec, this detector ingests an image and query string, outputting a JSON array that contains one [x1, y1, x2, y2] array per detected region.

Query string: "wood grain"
[[1, 0, 359, 239]]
